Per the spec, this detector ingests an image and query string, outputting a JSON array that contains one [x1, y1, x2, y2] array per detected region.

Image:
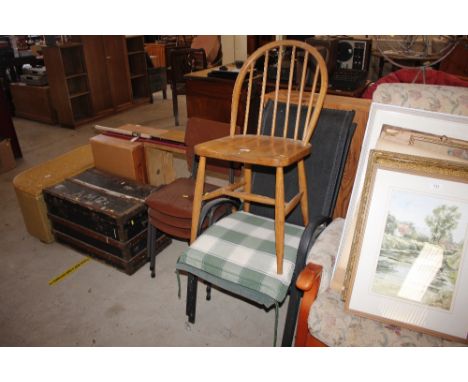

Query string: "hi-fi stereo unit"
[[336, 38, 371, 71]]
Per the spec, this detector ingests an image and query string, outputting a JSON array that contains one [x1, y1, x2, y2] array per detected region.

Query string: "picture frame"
[[344, 150, 468, 343], [331, 103, 468, 292]]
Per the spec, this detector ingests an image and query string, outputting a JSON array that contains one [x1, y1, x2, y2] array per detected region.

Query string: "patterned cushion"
[[306, 218, 465, 346], [309, 289, 464, 347], [306, 218, 344, 294], [373, 83, 468, 116], [177, 211, 304, 303]]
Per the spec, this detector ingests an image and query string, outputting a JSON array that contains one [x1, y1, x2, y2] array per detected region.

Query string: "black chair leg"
[[281, 286, 303, 347], [162, 87, 167, 99], [172, 91, 179, 126], [186, 273, 198, 323], [206, 283, 211, 301], [148, 224, 156, 278]]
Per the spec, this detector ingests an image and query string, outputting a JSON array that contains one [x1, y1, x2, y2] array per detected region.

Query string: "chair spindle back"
[[230, 40, 329, 144]]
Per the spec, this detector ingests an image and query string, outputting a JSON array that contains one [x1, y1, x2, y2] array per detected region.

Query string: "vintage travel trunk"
[[43, 168, 171, 275]]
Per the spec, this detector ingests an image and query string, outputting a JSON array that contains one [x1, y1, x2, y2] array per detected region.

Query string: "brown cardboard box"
[[90, 134, 147, 183], [0, 139, 16, 173], [13, 144, 94, 243]]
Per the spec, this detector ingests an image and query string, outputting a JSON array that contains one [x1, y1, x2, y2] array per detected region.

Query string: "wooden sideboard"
[[185, 66, 237, 124], [10, 83, 57, 124], [185, 64, 260, 133]]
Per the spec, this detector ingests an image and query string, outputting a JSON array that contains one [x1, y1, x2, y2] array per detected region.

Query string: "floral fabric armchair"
[[294, 83, 468, 347]]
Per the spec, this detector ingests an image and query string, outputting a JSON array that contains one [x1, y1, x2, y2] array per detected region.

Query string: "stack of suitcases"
[[43, 168, 171, 275]]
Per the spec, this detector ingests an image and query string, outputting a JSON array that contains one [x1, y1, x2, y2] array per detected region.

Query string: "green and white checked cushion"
[[177, 211, 304, 303]]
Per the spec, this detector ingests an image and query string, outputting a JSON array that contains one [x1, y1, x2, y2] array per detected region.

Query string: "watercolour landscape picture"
[[372, 189, 468, 311]]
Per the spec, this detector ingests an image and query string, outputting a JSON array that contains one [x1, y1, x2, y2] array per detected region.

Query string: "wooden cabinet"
[[80, 35, 133, 116], [43, 36, 150, 128], [43, 43, 93, 127], [10, 83, 57, 124], [126, 36, 150, 103], [185, 65, 259, 133]]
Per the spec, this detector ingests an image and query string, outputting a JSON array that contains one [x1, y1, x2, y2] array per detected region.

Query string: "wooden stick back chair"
[[190, 40, 329, 274]]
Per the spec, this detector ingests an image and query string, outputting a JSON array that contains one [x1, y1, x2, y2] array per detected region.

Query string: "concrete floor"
[[0, 92, 290, 346]]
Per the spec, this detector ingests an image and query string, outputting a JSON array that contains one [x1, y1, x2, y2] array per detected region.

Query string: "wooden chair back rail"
[[282, 46, 296, 139], [243, 66, 255, 134], [231, 40, 328, 144], [294, 51, 309, 140], [271, 45, 283, 137]]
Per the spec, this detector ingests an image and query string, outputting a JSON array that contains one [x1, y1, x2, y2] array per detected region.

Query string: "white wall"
[[220, 35, 248, 64]]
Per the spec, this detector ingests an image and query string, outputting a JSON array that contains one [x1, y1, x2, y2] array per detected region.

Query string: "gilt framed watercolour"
[[345, 150, 468, 343], [332, 103, 468, 292]]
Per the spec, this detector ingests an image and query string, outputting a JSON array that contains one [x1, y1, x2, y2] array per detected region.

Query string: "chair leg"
[[190, 156, 206, 243], [186, 273, 198, 323], [172, 91, 179, 126], [162, 88, 167, 99], [206, 282, 211, 301], [274, 167, 285, 274], [243, 165, 252, 212], [281, 286, 302, 347], [148, 223, 156, 278], [298, 159, 309, 226]]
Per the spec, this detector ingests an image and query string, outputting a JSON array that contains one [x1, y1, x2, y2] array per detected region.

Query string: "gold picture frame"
[[344, 150, 468, 344]]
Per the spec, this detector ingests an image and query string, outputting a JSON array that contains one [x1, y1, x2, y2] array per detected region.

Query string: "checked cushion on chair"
[[177, 211, 304, 306]]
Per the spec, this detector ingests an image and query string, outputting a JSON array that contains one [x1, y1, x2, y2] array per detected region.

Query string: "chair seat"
[[195, 135, 312, 167], [149, 205, 232, 241], [146, 177, 219, 218], [149, 210, 191, 240], [176, 211, 304, 304], [149, 208, 192, 230]]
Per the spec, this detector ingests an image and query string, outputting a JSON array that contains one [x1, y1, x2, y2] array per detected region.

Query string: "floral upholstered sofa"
[[372, 83, 468, 116], [294, 83, 468, 347]]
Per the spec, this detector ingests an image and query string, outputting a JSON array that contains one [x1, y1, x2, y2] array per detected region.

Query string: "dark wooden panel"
[[440, 38, 468, 79], [104, 36, 133, 108], [185, 73, 260, 135], [0, 87, 22, 157], [43, 43, 93, 127], [43, 46, 74, 125], [186, 78, 233, 123], [10, 84, 57, 124], [81, 35, 114, 115]]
